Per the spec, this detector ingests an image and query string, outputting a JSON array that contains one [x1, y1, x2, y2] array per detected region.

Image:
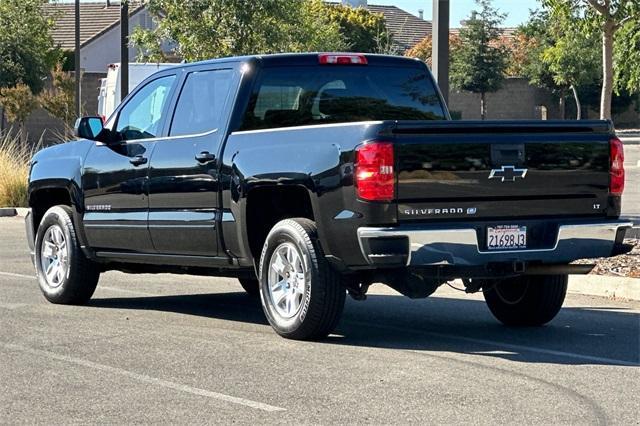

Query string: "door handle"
[[195, 151, 216, 164], [129, 155, 148, 166]]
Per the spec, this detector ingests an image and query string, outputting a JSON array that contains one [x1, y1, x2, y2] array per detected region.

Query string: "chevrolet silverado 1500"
[[26, 53, 631, 339]]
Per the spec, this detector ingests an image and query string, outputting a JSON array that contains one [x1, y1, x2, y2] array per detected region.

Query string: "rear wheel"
[[259, 218, 345, 340], [483, 275, 568, 326], [34, 205, 100, 305]]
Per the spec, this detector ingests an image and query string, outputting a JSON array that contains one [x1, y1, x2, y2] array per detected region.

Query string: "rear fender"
[[223, 139, 340, 263]]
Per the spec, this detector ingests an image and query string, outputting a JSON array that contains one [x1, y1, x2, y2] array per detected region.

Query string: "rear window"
[[240, 65, 446, 130]]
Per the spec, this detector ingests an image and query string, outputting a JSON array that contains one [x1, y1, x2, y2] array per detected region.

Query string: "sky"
[[373, 0, 542, 27]]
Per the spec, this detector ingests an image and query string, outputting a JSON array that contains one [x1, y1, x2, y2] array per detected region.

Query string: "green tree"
[[528, 9, 601, 119], [325, 4, 388, 53], [405, 34, 462, 67], [450, 0, 509, 120], [131, 0, 346, 62], [614, 17, 640, 95], [515, 10, 601, 119], [542, 29, 601, 119], [0, 84, 39, 143], [39, 63, 76, 129], [0, 0, 59, 94], [543, 0, 640, 119]]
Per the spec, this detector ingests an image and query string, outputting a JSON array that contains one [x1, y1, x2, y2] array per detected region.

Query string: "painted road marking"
[[0, 271, 34, 279], [2, 342, 285, 412], [0, 271, 154, 296]]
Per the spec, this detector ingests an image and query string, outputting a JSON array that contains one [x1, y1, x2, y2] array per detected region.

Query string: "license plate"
[[487, 225, 527, 250]]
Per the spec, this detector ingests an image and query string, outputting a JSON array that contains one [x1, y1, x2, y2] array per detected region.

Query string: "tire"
[[483, 275, 568, 326], [258, 218, 345, 340], [238, 277, 259, 297], [34, 205, 100, 305]]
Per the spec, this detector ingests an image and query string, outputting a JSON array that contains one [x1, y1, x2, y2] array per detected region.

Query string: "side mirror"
[[74, 116, 104, 140]]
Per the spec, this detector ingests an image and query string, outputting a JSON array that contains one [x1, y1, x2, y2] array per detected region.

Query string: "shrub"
[[0, 129, 35, 207]]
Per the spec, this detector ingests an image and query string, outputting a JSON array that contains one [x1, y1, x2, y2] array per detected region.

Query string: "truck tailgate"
[[393, 121, 612, 221]]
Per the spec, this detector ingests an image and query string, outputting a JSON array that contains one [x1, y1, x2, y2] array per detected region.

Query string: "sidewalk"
[[620, 135, 640, 145], [568, 275, 640, 301]]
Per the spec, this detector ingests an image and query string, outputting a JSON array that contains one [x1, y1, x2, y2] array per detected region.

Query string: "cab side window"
[[115, 75, 176, 141], [169, 69, 233, 136]]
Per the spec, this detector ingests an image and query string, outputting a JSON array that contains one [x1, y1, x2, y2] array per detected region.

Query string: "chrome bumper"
[[357, 221, 632, 267]]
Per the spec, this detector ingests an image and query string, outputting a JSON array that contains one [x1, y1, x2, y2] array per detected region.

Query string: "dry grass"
[[0, 130, 35, 207]]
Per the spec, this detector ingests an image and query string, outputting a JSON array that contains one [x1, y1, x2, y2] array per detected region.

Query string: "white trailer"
[[97, 62, 177, 120]]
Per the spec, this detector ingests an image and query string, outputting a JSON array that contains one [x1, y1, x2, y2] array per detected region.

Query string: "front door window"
[[115, 75, 176, 140]]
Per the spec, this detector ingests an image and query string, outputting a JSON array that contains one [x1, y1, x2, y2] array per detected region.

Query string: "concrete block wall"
[[448, 78, 562, 120], [21, 72, 105, 146]]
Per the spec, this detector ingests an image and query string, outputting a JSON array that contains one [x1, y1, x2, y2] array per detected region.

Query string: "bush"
[[0, 130, 35, 207]]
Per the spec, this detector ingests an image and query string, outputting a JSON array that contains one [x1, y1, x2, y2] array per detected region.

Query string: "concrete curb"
[[621, 216, 640, 239], [627, 227, 640, 239], [0, 208, 29, 218], [569, 275, 640, 301], [0, 208, 16, 217]]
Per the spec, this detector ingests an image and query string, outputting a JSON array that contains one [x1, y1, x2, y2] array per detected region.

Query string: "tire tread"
[[36, 205, 99, 305], [484, 275, 568, 326], [259, 218, 345, 340]]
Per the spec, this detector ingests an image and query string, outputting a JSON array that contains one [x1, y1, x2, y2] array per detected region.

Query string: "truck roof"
[[175, 52, 426, 69]]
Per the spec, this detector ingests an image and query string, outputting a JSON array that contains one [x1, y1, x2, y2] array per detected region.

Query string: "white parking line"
[[2, 342, 285, 412], [98, 286, 156, 296], [0, 271, 34, 280], [0, 271, 154, 296]]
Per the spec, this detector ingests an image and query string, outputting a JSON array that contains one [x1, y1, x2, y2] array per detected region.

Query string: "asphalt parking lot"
[[0, 215, 639, 424]]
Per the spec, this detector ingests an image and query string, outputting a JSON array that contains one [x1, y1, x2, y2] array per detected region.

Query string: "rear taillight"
[[355, 142, 395, 201], [318, 53, 368, 65], [610, 137, 624, 196]]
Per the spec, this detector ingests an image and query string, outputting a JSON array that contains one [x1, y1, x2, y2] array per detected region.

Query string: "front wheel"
[[258, 218, 345, 340], [34, 205, 100, 305], [483, 275, 568, 326]]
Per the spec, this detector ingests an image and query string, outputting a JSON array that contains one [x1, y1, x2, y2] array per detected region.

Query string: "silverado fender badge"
[[488, 165, 528, 182], [86, 204, 111, 211]]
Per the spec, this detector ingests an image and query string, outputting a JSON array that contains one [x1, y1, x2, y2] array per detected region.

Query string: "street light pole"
[[432, 0, 450, 104], [74, 0, 81, 118], [120, 0, 129, 100]]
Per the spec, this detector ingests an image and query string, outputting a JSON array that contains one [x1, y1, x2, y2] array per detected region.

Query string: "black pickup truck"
[[26, 53, 630, 340]]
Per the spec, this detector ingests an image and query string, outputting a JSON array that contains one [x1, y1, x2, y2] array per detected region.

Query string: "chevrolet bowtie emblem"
[[488, 165, 528, 182]]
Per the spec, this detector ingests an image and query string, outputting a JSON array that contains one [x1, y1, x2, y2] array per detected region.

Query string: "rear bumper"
[[357, 220, 632, 267]]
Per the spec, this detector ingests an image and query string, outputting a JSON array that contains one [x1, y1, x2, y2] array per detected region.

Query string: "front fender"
[[28, 140, 93, 250]]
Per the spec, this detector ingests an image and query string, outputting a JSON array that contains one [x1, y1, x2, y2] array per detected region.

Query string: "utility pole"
[[74, 0, 81, 118], [432, 0, 450, 104], [120, 0, 129, 100]]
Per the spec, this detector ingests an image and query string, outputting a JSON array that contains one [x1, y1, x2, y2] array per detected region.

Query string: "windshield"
[[240, 65, 446, 130]]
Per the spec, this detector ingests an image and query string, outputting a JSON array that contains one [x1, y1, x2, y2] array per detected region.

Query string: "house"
[[340, 1, 433, 51], [43, 1, 156, 73], [30, 1, 634, 138], [44, 0, 434, 74]]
